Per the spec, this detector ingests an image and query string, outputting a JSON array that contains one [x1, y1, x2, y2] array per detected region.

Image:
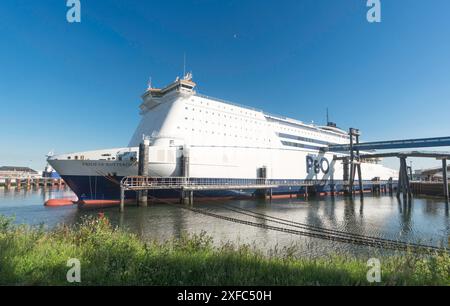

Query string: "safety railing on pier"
[[120, 176, 392, 191]]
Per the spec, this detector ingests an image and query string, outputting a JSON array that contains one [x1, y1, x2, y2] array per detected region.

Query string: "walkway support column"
[[120, 187, 125, 213], [355, 131, 363, 198], [138, 138, 150, 207], [349, 129, 354, 196], [443, 159, 449, 201], [398, 156, 412, 199]]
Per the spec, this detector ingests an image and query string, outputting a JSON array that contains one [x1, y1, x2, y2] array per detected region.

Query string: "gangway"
[[119, 176, 392, 212], [326, 136, 450, 152], [328, 129, 450, 201]]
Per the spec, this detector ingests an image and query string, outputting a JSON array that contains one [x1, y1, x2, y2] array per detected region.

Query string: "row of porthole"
[[183, 117, 269, 132], [67, 155, 85, 160], [186, 106, 341, 142], [194, 99, 259, 118], [185, 106, 262, 124], [177, 126, 271, 141], [187, 103, 343, 141], [190, 100, 346, 140], [185, 115, 265, 126]]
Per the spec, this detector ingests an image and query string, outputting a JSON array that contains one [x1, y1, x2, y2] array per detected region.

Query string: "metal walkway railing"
[[120, 176, 392, 192], [327, 136, 450, 152]]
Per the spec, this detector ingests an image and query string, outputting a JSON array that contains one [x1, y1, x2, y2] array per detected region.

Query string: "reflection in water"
[[397, 197, 413, 237], [0, 187, 449, 257]]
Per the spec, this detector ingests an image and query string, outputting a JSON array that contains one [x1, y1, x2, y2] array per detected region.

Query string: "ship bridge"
[[140, 73, 196, 112]]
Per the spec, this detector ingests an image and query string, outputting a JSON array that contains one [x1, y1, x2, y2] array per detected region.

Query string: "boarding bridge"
[[326, 129, 450, 201]]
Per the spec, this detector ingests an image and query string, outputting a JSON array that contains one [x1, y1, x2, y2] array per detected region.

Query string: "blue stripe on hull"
[[62, 175, 252, 200], [61, 175, 394, 201]]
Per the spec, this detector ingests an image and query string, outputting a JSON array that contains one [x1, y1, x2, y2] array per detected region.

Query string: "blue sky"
[[1, 0, 450, 171]]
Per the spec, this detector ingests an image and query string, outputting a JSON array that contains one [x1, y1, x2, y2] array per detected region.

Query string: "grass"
[[0, 215, 449, 286]]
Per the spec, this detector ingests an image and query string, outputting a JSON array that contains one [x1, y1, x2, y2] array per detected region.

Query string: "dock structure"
[[330, 129, 450, 201], [118, 176, 392, 212], [358, 152, 450, 201], [0, 177, 66, 189]]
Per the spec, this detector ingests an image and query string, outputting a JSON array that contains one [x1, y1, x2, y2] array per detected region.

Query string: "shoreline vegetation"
[[0, 216, 449, 286]]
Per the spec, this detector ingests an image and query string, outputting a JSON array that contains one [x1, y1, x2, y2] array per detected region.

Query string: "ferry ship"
[[48, 74, 398, 200]]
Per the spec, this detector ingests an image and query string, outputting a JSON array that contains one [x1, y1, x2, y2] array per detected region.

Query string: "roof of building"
[[418, 165, 450, 176], [0, 166, 38, 173]]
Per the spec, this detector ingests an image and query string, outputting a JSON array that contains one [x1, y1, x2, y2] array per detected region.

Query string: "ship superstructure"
[[48, 74, 397, 200]]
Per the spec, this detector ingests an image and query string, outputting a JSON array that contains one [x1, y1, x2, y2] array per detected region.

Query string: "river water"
[[1, 187, 449, 257]]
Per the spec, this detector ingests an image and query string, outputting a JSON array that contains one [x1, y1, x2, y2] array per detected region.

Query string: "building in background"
[[414, 166, 450, 181], [0, 166, 40, 178]]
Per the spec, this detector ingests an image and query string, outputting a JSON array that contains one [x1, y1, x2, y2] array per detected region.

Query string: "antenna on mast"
[[147, 76, 152, 90], [183, 52, 186, 78], [326, 108, 337, 127]]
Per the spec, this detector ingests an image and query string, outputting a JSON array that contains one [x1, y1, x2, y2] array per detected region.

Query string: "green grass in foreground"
[[0, 215, 449, 286]]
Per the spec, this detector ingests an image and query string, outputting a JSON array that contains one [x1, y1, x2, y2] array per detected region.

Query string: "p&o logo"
[[306, 155, 330, 175]]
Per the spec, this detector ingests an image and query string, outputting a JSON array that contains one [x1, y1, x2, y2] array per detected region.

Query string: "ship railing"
[[121, 176, 394, 190]]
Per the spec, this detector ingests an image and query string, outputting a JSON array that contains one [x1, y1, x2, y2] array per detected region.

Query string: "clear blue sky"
[[1, 0, 450, 171]]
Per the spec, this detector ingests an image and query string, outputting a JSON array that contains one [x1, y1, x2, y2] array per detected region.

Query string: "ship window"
[[67, 156, 71, 160], [74, 156, 78, 160]]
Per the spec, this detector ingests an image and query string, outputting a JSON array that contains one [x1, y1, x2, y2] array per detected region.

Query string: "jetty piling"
[[442, 158, 449, 201], [138, 138, 150, 207]]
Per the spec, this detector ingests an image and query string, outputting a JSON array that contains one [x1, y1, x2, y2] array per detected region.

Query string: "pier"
[[329, 129, 450, 201], [0, 177, 66, 189], [119, 176, 392, 212]]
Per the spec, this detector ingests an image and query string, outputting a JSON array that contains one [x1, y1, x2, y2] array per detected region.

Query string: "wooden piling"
[[5, 178, 11, 189]]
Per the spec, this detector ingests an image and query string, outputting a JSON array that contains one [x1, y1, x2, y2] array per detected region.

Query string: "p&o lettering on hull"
[[306, 155, 330, 175]]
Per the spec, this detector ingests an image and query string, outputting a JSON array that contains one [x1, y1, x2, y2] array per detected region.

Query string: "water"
[[1, 187, 449, 257]]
